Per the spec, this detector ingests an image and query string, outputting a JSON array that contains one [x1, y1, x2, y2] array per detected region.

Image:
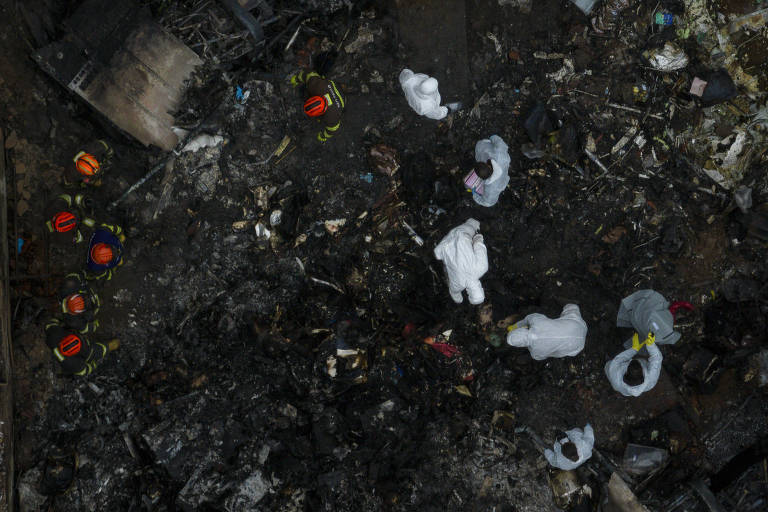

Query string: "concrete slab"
[[33, 0, 201, 151]]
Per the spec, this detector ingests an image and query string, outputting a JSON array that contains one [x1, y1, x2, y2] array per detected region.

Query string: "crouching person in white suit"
[[471, 135, 511, 207], [506, 304, 587, 360], [399, 68, 449, 120], [434, 219, 488, 305]]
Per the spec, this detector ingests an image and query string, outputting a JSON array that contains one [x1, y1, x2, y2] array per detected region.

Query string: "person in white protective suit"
[[398, 69, 449, 120], [506, 304, 587, 360], [545, 424, 594, 471], [434, 219, 488, 305], [604, 342, 663, 397], [471, 135, 511, 207]]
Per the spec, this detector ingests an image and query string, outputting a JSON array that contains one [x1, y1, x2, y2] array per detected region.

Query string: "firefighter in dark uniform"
[[85, 224, 125, 281], [71, 139, 113, 185], [290, 70, 345, 142], [44, 192, 97, 244], [58, 272, 100, 334], [45, 323, 118, 377]]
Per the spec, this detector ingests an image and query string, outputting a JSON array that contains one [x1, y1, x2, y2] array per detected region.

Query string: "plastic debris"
[[698, 70, 737, 106], [235, 86, 250, 104], [254, 223, 270, 240], [617, 290, 681, 345], [402, 221, 424, 246], [592, 0, 634, 33], [569, 0, 598, 15], [472, 135, 511, 207], [689, 77, 708, 97], [549, 470, 593, 510], [506, 304, 588, 360], [181, 134, 225, 153], [646, 42, 689, 71], [359, 172, 373, 183], [424, 330, 475, 381], [398, 68, 449, 120], [545, 424, 594, 470], [733, 186, 752, 214], [605, 343, 662, 397], [434, 219, 488, 305], [269, 210, 282, 226], [622, 444, 669, 477], [324, 219, 346, 234], [655, 12, 674, 26]]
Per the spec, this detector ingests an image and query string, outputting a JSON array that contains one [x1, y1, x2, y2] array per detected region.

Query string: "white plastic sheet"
[[473, 135, 511, 207], [399, 68, 449, 120], [545, 424, 594, 470], [506, 304, 587, 360], [434, 219, 488, 304], [604, 344, 663, 397]]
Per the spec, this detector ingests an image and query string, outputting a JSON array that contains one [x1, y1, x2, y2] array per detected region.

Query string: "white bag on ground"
[[399, 69, 449, 120], [545, 424, 594, 470], [604, 343, 662, 397], [434, 219, 488, 305], [506, 304, 587, 360], [473, 135, 511, 207]]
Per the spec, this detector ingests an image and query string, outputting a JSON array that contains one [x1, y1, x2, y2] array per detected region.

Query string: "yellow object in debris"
[[273, 135, 291, 157], [455, 385, 472, 397], [507, 323, 519, 332]]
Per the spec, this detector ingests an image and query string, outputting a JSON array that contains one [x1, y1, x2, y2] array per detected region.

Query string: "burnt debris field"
[[2, 0, 768, 511]]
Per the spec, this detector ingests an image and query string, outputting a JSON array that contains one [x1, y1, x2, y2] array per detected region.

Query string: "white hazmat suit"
[[473, 135, 511, 207], [545, 424, 594, 470], [399, 69, 449, 120], [434, 219, 488, 305], [506, 304, 587, 360], [604, 343, 663, 397]]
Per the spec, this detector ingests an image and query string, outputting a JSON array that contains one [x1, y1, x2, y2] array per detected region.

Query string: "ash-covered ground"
[[3, 0, 768, 510]]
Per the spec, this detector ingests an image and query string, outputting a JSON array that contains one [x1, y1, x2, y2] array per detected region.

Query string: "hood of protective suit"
[[544, 424, 594, 470], [617, 290, 679, 345]]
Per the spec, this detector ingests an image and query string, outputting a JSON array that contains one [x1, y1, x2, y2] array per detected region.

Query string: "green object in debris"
[[487, 333, 503, 347]]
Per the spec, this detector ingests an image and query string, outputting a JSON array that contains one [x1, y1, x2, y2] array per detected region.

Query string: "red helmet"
[[65, 294, 86, 314], [90, 243, 114, 265], [303, 95, 327, 117], [59, 334, 82, 356], [75, 152, 100, 176], [52, 211, 77, 233]]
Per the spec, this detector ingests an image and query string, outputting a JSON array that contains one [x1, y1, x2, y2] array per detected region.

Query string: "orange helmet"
[[59, 334, 82, 356], [90, 243, 114, 265], [52, 211, 77, 233], [75, 152, 100, 176], [64, 294, 86, 314], [303, 95, 327, 117]]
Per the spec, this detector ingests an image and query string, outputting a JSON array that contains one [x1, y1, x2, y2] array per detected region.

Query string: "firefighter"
[[85, 224, 125, 281], [44, 322, 118, 377], [44, 192, 97, 244], [58, 272, 100, 334], [71, 140, 113, 185], [290, 70, 345, 142]]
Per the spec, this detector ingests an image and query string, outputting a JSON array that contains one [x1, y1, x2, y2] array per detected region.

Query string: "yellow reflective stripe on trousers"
[[326, 123, 340, 132], [330, 82, 344, 109], [53, 348, 65, 362]]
